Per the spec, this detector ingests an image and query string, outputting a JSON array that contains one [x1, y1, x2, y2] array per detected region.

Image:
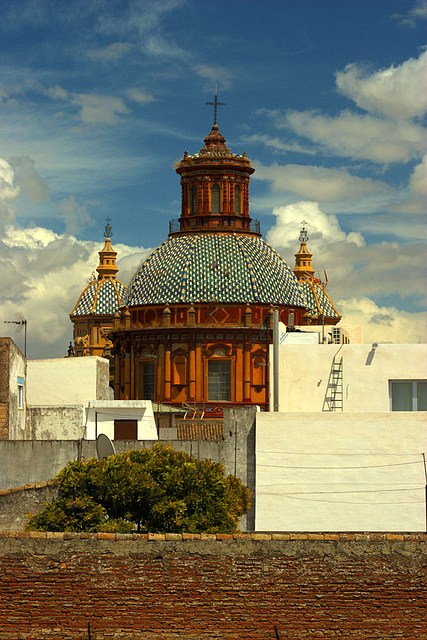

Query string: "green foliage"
[[26, 444, 250, 533]]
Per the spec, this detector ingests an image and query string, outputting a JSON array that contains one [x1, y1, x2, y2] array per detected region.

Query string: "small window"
[[211, 184, 220, 214], [17, 376, 25, 409], [138, 362, 155, 400], [390, 381, 427, 411], [191, 185, 198, 213], [208, 360, 231, 401], [234, 185, 241, 214]]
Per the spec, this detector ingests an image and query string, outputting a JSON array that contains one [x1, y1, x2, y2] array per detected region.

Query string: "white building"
[[257, 340, 427, 531], [85, 400, 158, 441], [273, 341, 427, 412], [0, 338, 27, 440], [1, 348, 157, 441]]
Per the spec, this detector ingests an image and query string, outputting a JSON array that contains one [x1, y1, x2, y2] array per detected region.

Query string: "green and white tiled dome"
[[125, 233, 305, 307], [71, 279, 127, 316]]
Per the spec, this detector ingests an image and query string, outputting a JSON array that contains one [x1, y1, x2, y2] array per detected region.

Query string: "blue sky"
[[0, 0, 426, 358]]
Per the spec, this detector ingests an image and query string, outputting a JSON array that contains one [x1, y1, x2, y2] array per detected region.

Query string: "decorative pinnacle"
[[206, 86, 226, 126], [104, 217, 113, 239], [299, 220, 309, 243]]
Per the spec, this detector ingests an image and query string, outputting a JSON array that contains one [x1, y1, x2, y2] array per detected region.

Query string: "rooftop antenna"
[[206, 84, 226, 126], [4, 313, 27, 357]]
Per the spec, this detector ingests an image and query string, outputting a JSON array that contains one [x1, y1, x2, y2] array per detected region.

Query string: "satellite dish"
[[96, 433, 116, 459]]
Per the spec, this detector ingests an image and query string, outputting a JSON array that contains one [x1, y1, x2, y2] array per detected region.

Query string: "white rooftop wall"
[[271, 343, 427, 412], [85, 401, 158, 441], [255, 412, 426, 532], [27, 357, 110, 406]]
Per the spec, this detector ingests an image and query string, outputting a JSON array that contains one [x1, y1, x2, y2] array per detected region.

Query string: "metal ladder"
[[324, 356, 343, 411]]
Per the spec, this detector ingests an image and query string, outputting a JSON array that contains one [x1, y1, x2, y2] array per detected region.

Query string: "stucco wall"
[[0, 339, 27, 439], [274, 342, 427, 412], [256, 411, 426, 532], [0, 533, 425, 639], [26, 356, 110, 406], [28, 406, 85, 440]]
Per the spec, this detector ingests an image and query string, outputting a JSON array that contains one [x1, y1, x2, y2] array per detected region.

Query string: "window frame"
[[211, 183, 221, 214], [138, 361, 156, 400], [17, 376, 25, 410], [234, 184, 241, 214], [389, 380, 427, 411], [207, 359, 232, 402]]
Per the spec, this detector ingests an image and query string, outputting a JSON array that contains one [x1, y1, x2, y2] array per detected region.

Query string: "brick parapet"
[[1, 532, 426, 639], [1, 530, 426, 542]]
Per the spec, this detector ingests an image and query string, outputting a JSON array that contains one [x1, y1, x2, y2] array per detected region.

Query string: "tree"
[[26, 444, 251, 533]]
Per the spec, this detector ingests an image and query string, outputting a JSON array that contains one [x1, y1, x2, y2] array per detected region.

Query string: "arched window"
[[190, 185, 198, 213], [211, 184, 220, 214], [234, 185, 241, 214]]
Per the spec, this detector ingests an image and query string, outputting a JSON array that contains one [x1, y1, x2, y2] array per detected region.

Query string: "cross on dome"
[[206, 88, 226, 126], [104, 217, 113, 239], [299, 221, 309, 243]]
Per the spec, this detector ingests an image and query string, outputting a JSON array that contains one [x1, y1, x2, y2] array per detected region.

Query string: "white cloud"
[[390, 155, 427, 213], [392, 0, 427, 27], [194, 64, 234, 90], [0, 157, 20, 230], [127, 88, 156, 105], [254, 163, 394, 203], [266, 202, 426, 337], [45, 85, 130, 124], [335, 50, 427, 120], [60, 196, 93, 236], [243, 133, 316, 156], [0, 157, 20, 202], [10, 155, 49, 202], [266, 201, 364, 254], [338, 298, 427, 344], [283, 110, 425, 163], [72, 93, 129, 124], [0, 225, 150, 359], [86, 42, 133, 61], [45, 85, 69, 101], [97, 0, 187, 60]]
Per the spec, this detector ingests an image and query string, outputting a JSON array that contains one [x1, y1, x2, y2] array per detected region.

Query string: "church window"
[[234, 185, 241, 214], [390, 380, 427, 411], [191, 185, 198, 213], [208, 360, 231, 401], [138, 362, 155, 400], [211, 184, 220, 214]]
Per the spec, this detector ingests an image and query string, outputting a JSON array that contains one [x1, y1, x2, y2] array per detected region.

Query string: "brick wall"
[[1, 533, 426, 639], [0, 403, 8, 440]]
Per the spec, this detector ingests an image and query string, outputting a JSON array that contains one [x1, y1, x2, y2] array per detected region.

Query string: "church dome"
[[71, 278, 127, 316], [292, 222, 341, 322], [71, 234, 127, 317], [125, 232, 304, 307]]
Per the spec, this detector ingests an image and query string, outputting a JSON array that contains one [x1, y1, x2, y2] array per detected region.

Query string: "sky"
[[0, 0, 426, 359]]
